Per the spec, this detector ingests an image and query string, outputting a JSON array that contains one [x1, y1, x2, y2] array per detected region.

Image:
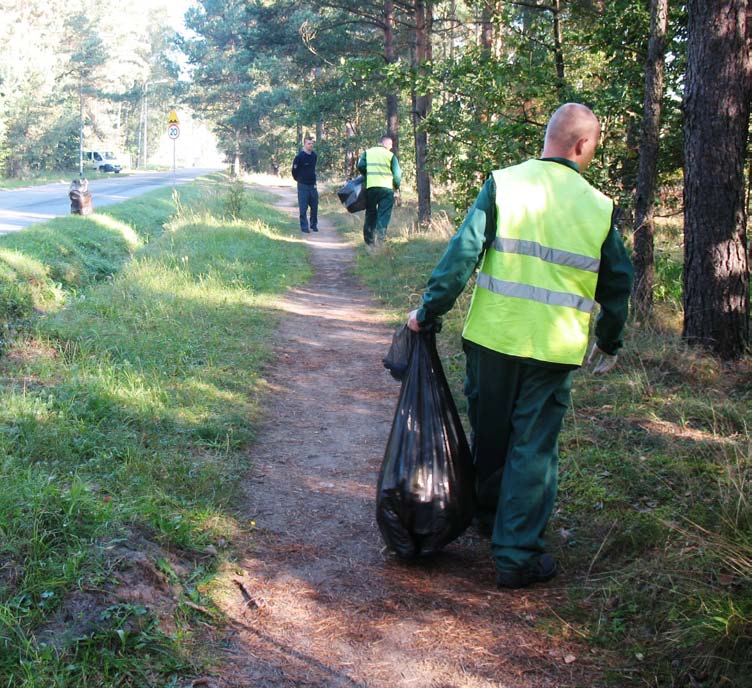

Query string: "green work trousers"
[[463, 341, 573, 573], [363, 187, 394, 244]]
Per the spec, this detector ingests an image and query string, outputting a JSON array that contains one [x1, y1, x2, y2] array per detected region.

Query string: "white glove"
[[587, 343, 618, 374]]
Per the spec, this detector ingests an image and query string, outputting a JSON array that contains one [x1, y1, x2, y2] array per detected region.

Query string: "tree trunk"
[[233, 131, 241, 177], [384, 0, 400, 157], [683, 0, 751, 359], [412, 0, 432, 226], [345, 120, 358, 178], [551, 0, 565, 96], [632, 0, 669, 318], [449, 0, 457, 60], [481, 0, 493, 53]]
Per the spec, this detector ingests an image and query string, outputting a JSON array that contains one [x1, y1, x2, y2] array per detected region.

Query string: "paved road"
[[0, 167, 222, 234]]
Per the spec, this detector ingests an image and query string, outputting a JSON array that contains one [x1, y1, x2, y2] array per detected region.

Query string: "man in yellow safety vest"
[[407, 103, 633, 589], [357, 136, 402, 246]]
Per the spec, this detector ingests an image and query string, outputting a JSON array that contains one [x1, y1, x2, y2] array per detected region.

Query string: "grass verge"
[[327, 190, 752, 688], [0, 170, 130, 190], [0, 175, 310, 686]]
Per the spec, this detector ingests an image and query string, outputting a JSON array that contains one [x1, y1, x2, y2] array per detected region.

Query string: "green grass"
[[0, 174, 311, 686], [330, 192, 752, 687], [0, 170, 131, 189], [0, 185, 207, 345]]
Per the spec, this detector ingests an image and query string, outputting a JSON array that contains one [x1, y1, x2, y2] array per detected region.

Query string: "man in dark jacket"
[[292, 137, 318, 233], [407, 103, 633, 589]]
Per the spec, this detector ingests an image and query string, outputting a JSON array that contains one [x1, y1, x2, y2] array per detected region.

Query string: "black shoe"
[[301, 228, 310, 233], [311, 227, 319, 232], [496, 554, 558, 589]]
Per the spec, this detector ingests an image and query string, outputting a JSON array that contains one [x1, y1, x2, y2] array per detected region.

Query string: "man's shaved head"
[[542, 103, 601, 169]]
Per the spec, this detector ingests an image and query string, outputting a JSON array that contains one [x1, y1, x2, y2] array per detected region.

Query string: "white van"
[[84, 150, 124, 173]]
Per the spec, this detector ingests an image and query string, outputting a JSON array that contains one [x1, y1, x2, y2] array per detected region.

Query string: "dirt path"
[[208, 186, 604, 688]]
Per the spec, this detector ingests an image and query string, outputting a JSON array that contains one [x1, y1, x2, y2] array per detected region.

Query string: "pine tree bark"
[[683, 0, 751, 359], [481, 0, 493, 52], [551, 0, 565, 96], [345, 120, 358, 178], [412, 0, 432, 226], [384, 0, 400, 157], [632, 0, 669, 318]]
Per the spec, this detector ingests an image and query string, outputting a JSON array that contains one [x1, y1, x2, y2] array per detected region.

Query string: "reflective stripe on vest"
[[476, 273, 595, 313], [462, 160, 613, 365], [365, 146, 394, 188], [492, 237, 601, 273]]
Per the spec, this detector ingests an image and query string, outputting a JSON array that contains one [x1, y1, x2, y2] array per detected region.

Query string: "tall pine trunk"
[[551, 0, 565, 97], [384, 0, 400, 156], [632, 0, 669, 318], [481, 0, 493, 52], [345, 120, 358, 178], [412, 0, 432, 226], [683, 0, 751, 359]]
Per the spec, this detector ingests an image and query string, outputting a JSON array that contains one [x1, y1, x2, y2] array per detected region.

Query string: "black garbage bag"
[[376, 330, 475, 558], [336, 175, 366, 213], [382, 325, 412, 381]]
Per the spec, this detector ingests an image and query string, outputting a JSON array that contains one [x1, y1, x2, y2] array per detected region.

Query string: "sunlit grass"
[[0, 177, 311, 686]]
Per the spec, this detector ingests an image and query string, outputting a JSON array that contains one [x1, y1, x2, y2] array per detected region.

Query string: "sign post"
[[167, 111, 180, 181]]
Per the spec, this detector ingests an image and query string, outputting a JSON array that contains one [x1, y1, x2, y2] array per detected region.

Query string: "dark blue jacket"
[[292, 150, 317, 185]]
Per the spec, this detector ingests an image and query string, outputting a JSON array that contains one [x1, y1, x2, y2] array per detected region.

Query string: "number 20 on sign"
[[168, 124, 180, 140]]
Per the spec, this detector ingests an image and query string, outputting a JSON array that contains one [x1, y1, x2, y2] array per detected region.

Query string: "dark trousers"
[[297, 183, 318, 232], [363, 187, 394, 244], [463, 341, 573, 572]]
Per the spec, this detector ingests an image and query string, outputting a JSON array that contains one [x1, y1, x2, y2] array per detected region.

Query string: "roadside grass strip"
[[0, 178, 310, 686], [333, 197, 752, 687]]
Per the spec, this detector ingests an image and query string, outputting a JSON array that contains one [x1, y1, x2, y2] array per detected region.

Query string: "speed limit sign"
[[168, 124, 180, 140]]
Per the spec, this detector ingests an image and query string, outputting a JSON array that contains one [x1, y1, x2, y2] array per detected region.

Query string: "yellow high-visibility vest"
[[364, 146, 395, 189], [462, 160, 613, 365]]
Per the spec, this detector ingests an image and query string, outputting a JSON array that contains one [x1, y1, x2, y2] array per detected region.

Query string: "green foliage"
[[0, 255, 55, 351], [0, 1, 181, 177], [654, 250, 683, 304], [222, 178, 247, 218], [422, 47, 553, 212], [181, 0, 285, 173], [181, 0, 399, 176], [419, 1, 687, 215], [178, 0, 692, 229]]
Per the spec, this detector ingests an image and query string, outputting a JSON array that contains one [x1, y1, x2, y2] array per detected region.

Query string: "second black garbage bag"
[[336, 175, 367, 213], [377, 327, 475, 558]]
